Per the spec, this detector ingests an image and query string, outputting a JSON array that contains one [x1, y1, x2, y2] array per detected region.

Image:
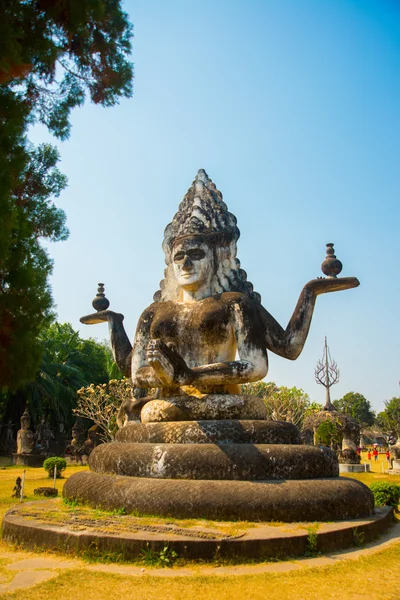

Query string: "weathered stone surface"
[[89, 442, 338, 480], [339, 464, 370, 473], [63, 471, 374, 521], [140, 395, 268, 423], [116, 420, 301, 445], [2, 501, 392, 561]]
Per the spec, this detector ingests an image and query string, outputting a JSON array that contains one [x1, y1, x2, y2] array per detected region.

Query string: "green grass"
[[2, 543, 400, 600], [0, 459, 399, 599]]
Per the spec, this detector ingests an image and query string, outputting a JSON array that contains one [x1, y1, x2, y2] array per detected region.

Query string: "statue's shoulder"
[[138, 302, 159, 321], [220, 291, 258, 310]]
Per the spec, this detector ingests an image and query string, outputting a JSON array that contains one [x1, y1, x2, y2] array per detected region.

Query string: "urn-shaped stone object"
[[92, 283, 110, 312], [321, 243, 343, 278]]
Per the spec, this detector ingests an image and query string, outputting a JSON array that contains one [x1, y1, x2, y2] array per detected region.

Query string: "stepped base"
[[63, 471, 374, 521], [2, 500, 392, 561], [140, 395, 268, 423], [116, 420, 301, 445], [89, 442, 338, 480]]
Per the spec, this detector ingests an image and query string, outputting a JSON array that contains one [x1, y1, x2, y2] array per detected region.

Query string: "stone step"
[[116, 420, 301, 445], [63, 471, 374, 522], [89, 442, 338, 480]]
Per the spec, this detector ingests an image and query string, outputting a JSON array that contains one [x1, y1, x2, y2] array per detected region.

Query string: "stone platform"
[[12, 453, 46, 467], [2, 499, 394, 561], [64, 472, 373, 522], [63, 418, 375, 522], [339, 464, 371, 473], [89, 442, 338, 480], [115, 419, 301, 445]]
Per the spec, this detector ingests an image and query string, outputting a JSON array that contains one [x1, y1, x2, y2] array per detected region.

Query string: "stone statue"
[[35, 417, 54, 454], [12, 477, 22, 498], [65, 419, 85, 458], [16, 409, 34, 455], [81, 170, 358, 425], [2, 421, 16, 454], [80, 425, 99, 456], [66, 170, 373, 523]]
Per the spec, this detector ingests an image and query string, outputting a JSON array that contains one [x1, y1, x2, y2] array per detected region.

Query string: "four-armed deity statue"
[[65, 170, 374, 523], [82, 169, 358, 424]]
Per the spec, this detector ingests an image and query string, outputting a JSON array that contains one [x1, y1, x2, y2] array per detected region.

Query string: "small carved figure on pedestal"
[[12, 477, 22, 498]]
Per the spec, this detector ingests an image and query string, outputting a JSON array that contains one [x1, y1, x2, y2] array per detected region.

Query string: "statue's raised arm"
[[259, 271, 359, 361], [80, 170, 359, 424]]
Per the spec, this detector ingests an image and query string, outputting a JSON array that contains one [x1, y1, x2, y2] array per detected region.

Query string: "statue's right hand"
[[80, 310, 124, 325]]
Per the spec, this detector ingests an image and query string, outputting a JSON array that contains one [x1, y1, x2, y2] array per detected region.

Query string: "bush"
[[369, 482, 400, 508], [43, 457, 67, 478]]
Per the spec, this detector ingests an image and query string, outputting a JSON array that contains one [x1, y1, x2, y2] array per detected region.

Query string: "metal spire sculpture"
[[315, 337, 340, 411]]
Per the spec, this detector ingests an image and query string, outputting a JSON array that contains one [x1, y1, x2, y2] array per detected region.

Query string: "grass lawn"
[[0, 461, 399, 599]]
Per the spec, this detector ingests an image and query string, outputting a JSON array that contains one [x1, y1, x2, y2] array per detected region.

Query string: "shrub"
[[369, 482, 400, 508], [43, 457, 67, 478]]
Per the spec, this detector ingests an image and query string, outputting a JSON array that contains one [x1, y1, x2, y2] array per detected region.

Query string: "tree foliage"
[[376, 397, 400, 440], [0, 322, 119, 431], [242, 381, 311, 428], [0, 139, 68, 390], [0, 1, 133, 391], [0, 0, 133, 139], [75, 378, 133, 442], [333, 392, 375, 427]]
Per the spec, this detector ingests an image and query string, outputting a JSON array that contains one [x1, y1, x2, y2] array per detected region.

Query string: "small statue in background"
[[80, 425, 100, 456], [65, 418, 85, 458], [16, 409, 34, 455], [36, 417, 54, 455], [12, 476, 22, 498], [3, 421, 16, 454]]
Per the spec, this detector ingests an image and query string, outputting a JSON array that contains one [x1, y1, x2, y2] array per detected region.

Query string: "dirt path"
[[0, 522, 399, 594]]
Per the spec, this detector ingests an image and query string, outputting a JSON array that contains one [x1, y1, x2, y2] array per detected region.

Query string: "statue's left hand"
[[146, 339, 193, 386], [80, 310, 124, 325], [304, 276, 360, 297]]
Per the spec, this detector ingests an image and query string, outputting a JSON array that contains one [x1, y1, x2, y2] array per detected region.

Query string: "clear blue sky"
[[31, 0, 400, 412]]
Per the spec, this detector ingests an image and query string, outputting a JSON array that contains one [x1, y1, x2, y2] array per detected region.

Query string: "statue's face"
[[172, 238, 214, 292]]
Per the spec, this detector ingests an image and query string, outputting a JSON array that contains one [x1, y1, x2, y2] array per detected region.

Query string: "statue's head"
[[154, 170, 260, 303], [171, 235, 215, 294], [20, 409, 30, 430]]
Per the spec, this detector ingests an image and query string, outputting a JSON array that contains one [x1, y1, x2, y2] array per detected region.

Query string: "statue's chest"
[[150, 301, 231, 346]]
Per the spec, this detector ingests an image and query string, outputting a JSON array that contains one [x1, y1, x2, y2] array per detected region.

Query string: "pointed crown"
[[162, 169, 240, 255]]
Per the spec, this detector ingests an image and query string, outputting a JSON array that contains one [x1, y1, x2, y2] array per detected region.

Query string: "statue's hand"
[[146, 339, 193, 386], [304, 276, 360, 297], [80, 310, 124, 325]]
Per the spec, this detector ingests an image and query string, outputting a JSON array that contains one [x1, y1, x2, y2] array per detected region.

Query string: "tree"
[[0, 322, 117, 431], [333, 392, 375, 427], [0, 140, 68, 390], [376, 398, 400, 440], [0, 0, 133, 139], [74, 378, 133, 442], [0, 1, 133, 391], [242, 381, 311, 428]]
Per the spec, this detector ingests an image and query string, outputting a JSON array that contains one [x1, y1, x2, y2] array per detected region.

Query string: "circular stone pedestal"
[[89, 442, 339, 480], [63, 472, 374, 522], [63, 418, 375, 524]]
